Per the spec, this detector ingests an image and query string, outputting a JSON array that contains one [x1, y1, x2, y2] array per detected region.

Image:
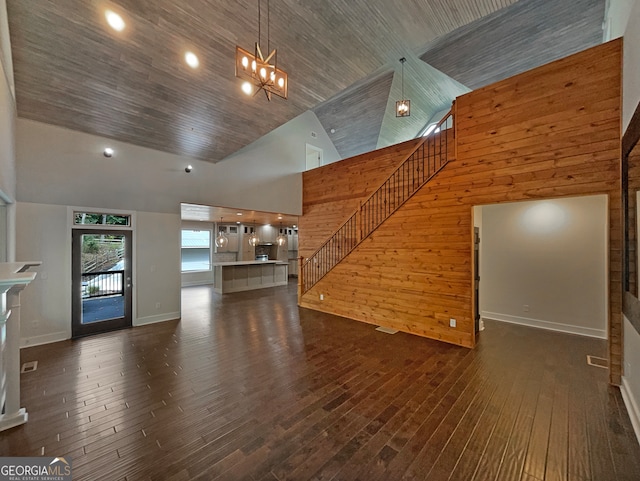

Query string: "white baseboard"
[[621, 376, 640, 445], [20, 331, 68, 348], [181, 280, 214, 287], [0, 408, 28, 432], [19, 313, 180, 347], [481, 311, 606, 339], [135, 311, 180, 326]]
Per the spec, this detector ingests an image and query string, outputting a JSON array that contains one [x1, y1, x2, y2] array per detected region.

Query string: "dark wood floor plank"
[[544, 371, 569, 481], [522, 367, 556, 480], [1, 282, 638, 481]]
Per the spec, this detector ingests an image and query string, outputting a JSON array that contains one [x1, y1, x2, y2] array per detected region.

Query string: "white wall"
[[16, 110, 339, 217], [0, 0, 14, 262], [611, 0, 640, 131], [16, 202, 182, 345], [608, 0, 640, 443], [479, 195, 608, 338], [16, 202, 70, 345], [604, 0, 635, 41], [135, 211, 181, 326]]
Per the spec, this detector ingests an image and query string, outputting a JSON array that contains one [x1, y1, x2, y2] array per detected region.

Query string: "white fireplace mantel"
[[0, 261, 40, 432]]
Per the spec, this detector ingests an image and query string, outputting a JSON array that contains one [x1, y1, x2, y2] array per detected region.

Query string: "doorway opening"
[[473, 195, 608, 340], [306, 144, 323, 171]]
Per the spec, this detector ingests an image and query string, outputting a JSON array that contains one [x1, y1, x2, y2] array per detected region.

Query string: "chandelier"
[[396, 57, 410, 117], [276, 223, 287, 247], [248, 220, 260, 247], [235, 0, 288, 101], [215, 217, 229, 248]]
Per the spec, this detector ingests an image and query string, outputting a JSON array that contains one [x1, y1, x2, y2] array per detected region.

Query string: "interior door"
[[72, 229, 132, 337]]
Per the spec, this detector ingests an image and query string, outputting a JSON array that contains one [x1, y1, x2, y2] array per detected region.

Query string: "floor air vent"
[[587, 355, 608, 369], [375, 326, 398, 334], [21, 361, 38, 373]]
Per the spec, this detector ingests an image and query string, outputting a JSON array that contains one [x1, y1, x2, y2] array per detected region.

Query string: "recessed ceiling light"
[[105, 10, 125, 32], [185, 165, 193, 173], [236, 221, 241, 224], [277, 215, 283, 220], [236, 213, 243, 216], [103, 147, 114, 157], [185, 51, 199, 69], [241, 81, 253, 95]]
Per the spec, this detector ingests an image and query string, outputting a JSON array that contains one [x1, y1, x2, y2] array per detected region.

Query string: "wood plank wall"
[[299, 40, 622, 382], [300, 138, 422, 259]]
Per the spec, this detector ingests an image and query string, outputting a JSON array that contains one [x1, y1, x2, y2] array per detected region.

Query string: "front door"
[[72, 229, 132, 337]]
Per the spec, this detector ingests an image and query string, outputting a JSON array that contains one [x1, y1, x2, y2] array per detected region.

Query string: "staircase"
[[300, 106, 455, 295]]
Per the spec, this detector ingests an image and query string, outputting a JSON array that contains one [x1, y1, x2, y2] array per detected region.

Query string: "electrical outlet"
[[523, 305, 530, 312], [320, 294, 324, 301], [449, 318, 456, 328], [31, 319, 39, 329], [155, 302, 161, 309]]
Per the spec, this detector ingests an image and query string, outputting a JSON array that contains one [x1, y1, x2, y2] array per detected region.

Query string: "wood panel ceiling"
[[7, 0, 520, 163], [181, 203, 298, 227], [7, 0, 606, 164], [420, 0, 606, 90]]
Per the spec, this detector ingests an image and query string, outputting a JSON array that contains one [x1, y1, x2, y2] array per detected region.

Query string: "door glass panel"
[[80, 233, 126, 324]]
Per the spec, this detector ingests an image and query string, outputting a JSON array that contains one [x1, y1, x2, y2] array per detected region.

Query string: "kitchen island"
[[212, 260, 289, 294]]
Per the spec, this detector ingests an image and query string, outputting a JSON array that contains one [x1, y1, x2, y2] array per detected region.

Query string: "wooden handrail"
[[300, 105, 456, 294]]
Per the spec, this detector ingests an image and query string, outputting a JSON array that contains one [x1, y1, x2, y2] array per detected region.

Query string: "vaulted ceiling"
[[6, 0, 605, 163]]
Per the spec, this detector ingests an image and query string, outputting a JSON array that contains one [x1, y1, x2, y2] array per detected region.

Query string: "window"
[[74, 212, 131, 226], [181, 229, 211, 272], [420, 123, 440, 137]]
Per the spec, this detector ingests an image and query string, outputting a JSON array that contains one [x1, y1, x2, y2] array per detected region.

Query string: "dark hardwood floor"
[[2, 280, 639, 480]]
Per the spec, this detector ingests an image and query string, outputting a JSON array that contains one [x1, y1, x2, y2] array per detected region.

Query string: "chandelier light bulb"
[[278, 77, 284, 88], [242, 56, 249, 69], [251, 60, 257, 72], [248, 232, 260, 247], [242, 81, 253, 95], [215, 232, 229, 248], [215, 217, 229, 248], [260, 67, 267, 79]]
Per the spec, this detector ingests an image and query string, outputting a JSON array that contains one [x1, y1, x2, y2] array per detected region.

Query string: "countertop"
[[212, 260, 289, 267]]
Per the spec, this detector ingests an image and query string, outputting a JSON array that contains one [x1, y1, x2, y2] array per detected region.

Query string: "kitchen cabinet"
[[213, 261, 289, 293], [240, 225, 255, 261], [279, 228, 298, 250], [288, 258, 298, 277]]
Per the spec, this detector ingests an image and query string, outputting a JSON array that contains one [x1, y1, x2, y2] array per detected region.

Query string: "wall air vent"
[[586, 355, 608, 369], [21, 361, 38, 373]]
